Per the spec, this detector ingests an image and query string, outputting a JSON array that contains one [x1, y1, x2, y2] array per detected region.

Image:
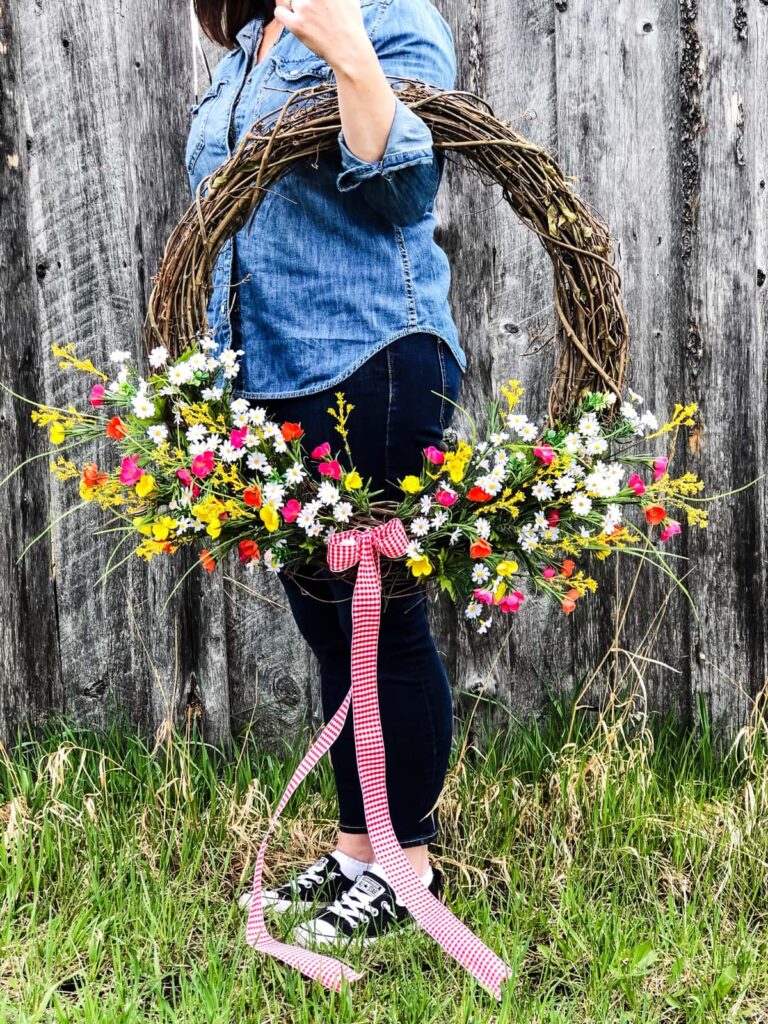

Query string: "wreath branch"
[[144, 80, 630, 425]]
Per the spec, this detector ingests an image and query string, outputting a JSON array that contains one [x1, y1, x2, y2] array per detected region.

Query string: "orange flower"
[[199, 549, 216, 572], [644, 504, 667, 525], [561, 559, 576, 578], [106, 416, 127, 440], [469, 538, 493, 559], [562, 596, 577, 614], [565, 588, 580, 600], [280, 421, 304, 442], [466, 486, 492, 502], [243, 485, 262, 508], [82, 462, 108, 488]]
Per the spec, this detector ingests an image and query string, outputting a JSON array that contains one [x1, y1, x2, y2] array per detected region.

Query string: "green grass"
[[2, 682, 768, 1023]]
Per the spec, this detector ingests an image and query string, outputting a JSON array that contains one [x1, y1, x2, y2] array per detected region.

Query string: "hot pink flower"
[[653, 456, 669, 481], [435, 488, 458, 507], [89, 384, 106, 407], [191, 450, 215, 479], [311, 442, 331, 460], [660, 521, 682, 542], [318, 459, 342, 480], [533, 444, 555, 465], [176, 468, 193, 487], [230, 426, 248, 449], [281, 499, 302, 523], [628, 472, 646, 495], [119, 456, 143, 485], [498, 591, 525, 614], [423, 445, 445, 465], [473, 588, 494, 605], [542, 567, 557, 579]]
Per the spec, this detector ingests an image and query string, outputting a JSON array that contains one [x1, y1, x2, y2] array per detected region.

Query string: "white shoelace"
[[289, 857, 333, 893], [326, 884, 395, 929]]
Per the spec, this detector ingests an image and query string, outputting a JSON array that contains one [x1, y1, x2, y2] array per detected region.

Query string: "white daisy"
[[431, 510, 449, 530], [147, 424, 168, 445], [584, 436, 609, 456], [218, 441, 243, 463], [464, 600, 483, 620], [419, 494, 433, 514], [475, 517, 491, 540], [578, 412, 600, 437], [571, 493, 593, 515], [109, 349, 132, 364], [263, 482, 286, 506], [296, 509, 317, 531], [531, 481, 554, 501], [410, 517, 430, 537], [285, 462, 306, 485], [246, 451, 271, 474], [554, 473, 577, 493], [448, 527, 462, 546], [187, 352, 208, 373], [249, 406, 267, 426], [317, 481, 340, 505], [148, 346, 169, 368], [186, 424, 208, 445], [520, 423, 539, 442], [199, 334, 217, 352], [333, 502, 353, 523], [167, 363, 195, 386], [201, 386, 224, 401], [471, 564, 491, 584], [131, 394, 156, 419], [477, 618, 493, 635]]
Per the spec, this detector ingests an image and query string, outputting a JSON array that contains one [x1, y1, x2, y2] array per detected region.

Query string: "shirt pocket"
[[269, 53, 334, 88], [185, 78, 229, 176]]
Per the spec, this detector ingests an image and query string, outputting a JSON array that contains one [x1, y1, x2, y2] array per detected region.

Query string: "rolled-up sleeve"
[[334, 0, 456, 226]]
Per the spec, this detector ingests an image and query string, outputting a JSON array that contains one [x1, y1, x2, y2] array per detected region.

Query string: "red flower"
[[191, 450, 215, 479], [281, 421, 303, 442], [318, 460, 342, 480], [469, 538, 492, 559], [547, 510, 560, 526], [238, 539, 261, 563], [200, 550, 216, 572], [281, 498, 302, 523], [560, 559, 575, 578], [561, 596, 577, 614], [243, 486, 262, 508], [644, 504, 667, 525], [466, 486, 492, 502], [106, 416, 127, 440], [311, 442, 331, 459]]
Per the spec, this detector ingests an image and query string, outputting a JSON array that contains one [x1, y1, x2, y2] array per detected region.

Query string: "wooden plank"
[[0, 0, 63, 745], [436, 0, 566, 736], [13, 0, 232, 748], [554, 0, 694, 723], [681, 0, 766, 741]]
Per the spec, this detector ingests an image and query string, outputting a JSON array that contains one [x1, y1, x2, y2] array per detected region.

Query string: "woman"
[[188, 0, 467, 947]]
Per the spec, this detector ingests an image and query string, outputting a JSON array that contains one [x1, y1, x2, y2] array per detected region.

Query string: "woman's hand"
[[273, 0, 373, 74], [275, 0, 398, 166]]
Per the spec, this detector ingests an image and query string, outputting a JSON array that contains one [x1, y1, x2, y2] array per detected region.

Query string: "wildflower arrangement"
[[21, 339, 709, 634]]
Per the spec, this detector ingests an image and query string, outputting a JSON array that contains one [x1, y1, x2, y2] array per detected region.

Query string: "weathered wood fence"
[[1, 0, 766, 750]]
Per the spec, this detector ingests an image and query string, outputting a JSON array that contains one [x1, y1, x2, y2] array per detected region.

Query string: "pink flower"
[[191, 450, 215, 479], [119, 456, 143, 485], [533, 444, 556, 465], [89, 384, 106, 408], [281, 499, 302, 523], [653, 456, 669, 481], [176, 468, 193, 487], [542, 567, 557, 579], [628, 472, 646, 495], [230, 426, 248, 449], [318, 459, 342, 480], [660, 521, 682, 542], [311, 442, 331, 460], [435, 488, 458, 507], [498, 591, 525, 614], [473, 588, 494, 605], [423, 445, 445, 465]]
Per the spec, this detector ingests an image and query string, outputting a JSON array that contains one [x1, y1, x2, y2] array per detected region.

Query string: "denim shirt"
[[185, 0, 466, 399]]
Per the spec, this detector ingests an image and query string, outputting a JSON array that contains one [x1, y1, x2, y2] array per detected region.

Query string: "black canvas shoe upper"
[[239, 851, 359, 913]]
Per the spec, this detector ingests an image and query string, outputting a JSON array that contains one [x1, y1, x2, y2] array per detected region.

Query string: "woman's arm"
[[274, 0, 456, 226]]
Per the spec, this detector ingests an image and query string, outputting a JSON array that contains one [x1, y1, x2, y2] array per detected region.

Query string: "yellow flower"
[[152, 516, 177, 541], [406, 555, 432, 578], [400, 475, 423, 494], [206, 519, 222, 539], [135, 474, 156, 498], [260, 504, 279, 532], [493, 581, 507, 602], [49, 422, 67, 445], [496, 559, 518, 577], [443, 441, 473, 483], [344, 471, 363, 490]]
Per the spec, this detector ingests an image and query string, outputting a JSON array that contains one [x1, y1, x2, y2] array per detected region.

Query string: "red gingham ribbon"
[[245, 517, 513, 1000]]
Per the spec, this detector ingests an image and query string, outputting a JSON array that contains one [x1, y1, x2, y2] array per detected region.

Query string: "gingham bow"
[[245, 517, 513, 1001]]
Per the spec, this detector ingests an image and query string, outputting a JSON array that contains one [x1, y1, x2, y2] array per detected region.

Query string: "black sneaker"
[[291, 865, 444, 948], [238, 851, 360, 914]]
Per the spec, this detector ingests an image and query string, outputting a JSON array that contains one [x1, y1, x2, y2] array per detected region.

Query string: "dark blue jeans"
[[261, 333, 463, 848]]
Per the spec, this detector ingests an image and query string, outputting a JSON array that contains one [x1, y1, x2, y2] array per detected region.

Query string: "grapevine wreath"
[[32, 80, 707, 629], [23, 79, 711, 999]]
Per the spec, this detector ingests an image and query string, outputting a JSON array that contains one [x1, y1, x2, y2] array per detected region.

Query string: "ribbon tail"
[[244, 687, 365, 991], [351, 545, 514, 1002]]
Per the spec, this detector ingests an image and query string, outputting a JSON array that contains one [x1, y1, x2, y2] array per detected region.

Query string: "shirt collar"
[[235, 16, 263, 57]]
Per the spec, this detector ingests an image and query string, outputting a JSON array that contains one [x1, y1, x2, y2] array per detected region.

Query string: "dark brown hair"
[[194, 0, 276, 49]]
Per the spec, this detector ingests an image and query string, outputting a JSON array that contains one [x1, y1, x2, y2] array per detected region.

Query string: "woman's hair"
[[194, 1, 276, 49]]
